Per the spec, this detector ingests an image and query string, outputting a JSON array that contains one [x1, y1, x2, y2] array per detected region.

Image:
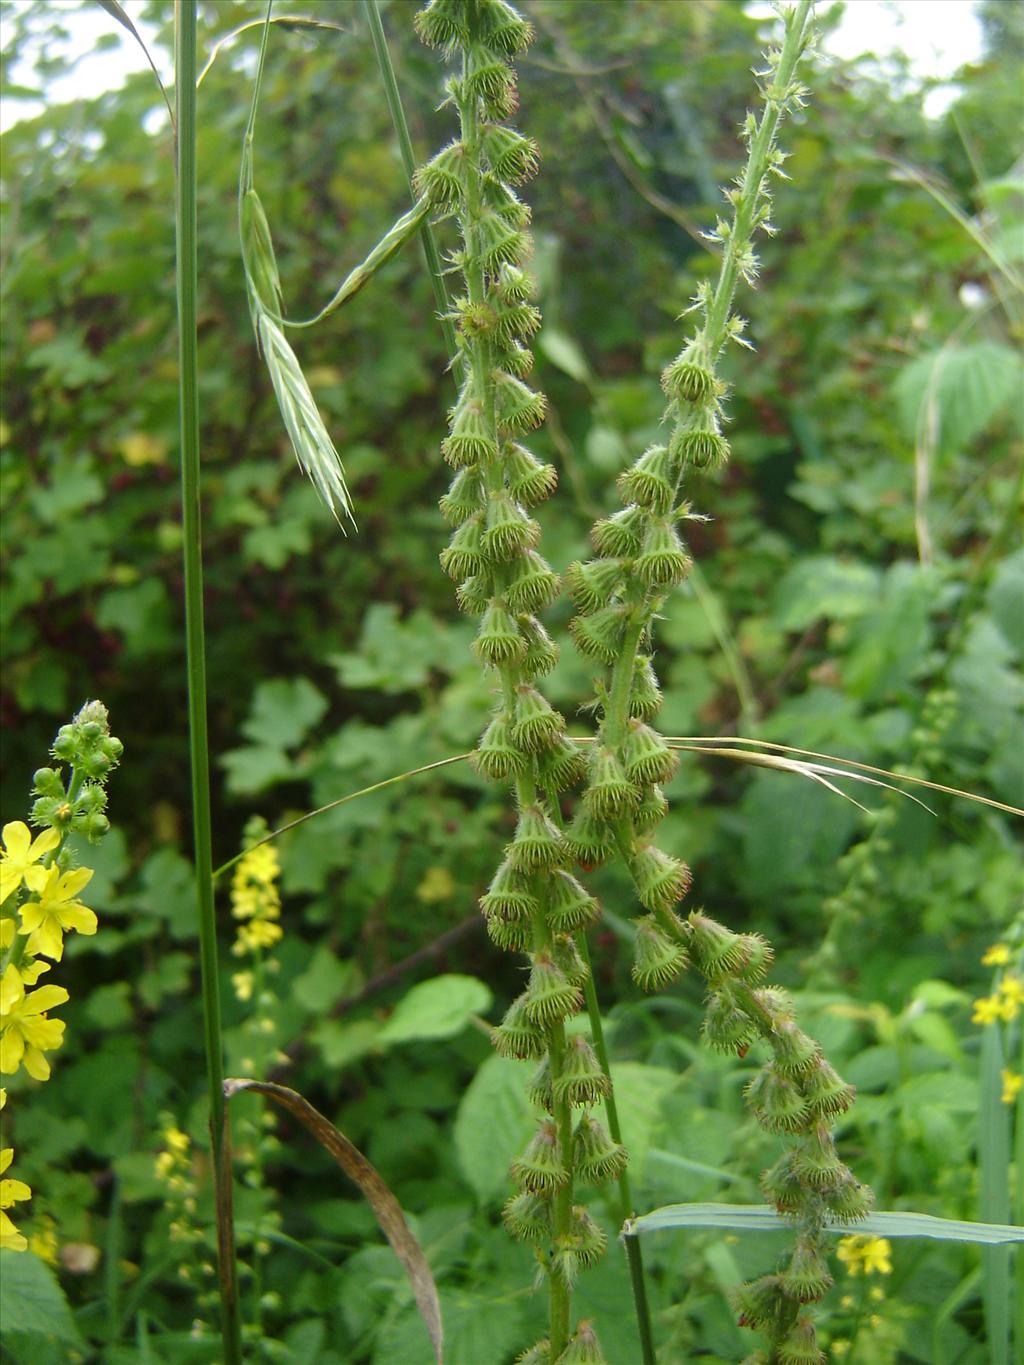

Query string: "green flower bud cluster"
[[31, 701, 123, 842]]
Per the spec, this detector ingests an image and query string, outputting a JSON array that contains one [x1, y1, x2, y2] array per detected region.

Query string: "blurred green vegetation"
[[0, 1, 1021, 1361]]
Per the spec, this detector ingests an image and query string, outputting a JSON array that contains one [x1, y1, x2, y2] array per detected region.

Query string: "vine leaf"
[[224, 1079, 443, 1362]]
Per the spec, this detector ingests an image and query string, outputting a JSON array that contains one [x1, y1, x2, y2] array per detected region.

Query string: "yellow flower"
[[232, 971, 254, 1002], [837, 1235, 893, 1277], [416, 866, 455, 904], [1002, 1069, 1023, 1105], [0, 823, 60, 904], [0, 1147, 32, 1252], [982, 943, 1011, 966], [831, 1342, 851, 1359], [29, 1217, 58, 1265], [0, 978, 70, 1079], [999, 975, 1024, 1007], [973, 995, 1002, 1025], [18, 865, 96, 962], [233, 919, 283, 954]]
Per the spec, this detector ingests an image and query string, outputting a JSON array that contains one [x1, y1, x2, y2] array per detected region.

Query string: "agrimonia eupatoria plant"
[[0, 701, 121, 1252], [414, 3, 615, 1360]]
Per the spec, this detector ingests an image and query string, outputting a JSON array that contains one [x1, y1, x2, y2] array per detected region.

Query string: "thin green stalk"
[[174, 7, 242, 1360], [363, 0, 457, 364]]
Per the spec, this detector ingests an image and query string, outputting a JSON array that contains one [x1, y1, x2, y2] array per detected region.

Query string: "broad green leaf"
[[894, 342, 1024, 452], [310, 1018, 382, 1070], [454, 1054, 533, 1204], [625, 1202, 1024, 1243], [0, 1250, 81, 1344], [292, 946, 355, 1013], [378, 974, 492, 1046], [241, 676, 328, 748], [773, 556, 881, 630], [219, 743, 294, 796], [608, 1062, 681, 1181]]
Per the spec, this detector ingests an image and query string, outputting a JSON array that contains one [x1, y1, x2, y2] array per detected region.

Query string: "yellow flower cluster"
[[836, 1235, 893, 1277], [0, 821, 100, 1251], [973, 943, 1024, 1026], [230, 843, 283, 958]]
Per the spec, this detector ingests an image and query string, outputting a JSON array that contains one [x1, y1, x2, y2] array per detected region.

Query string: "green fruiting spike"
[[505, 442, 556, 504], [823, 1174, 874, 1222], [537, 735, 587, 791], [442, 391, 499, 466], [492, 300, 542, 347], [582, 747, 637, 820], [475, 712, 528, 779], [633, 517, 692, 589], [569, 604, 630, 664], [688, 912, 749, 978], [473, 601, 528, 665], [492, 993, 547, 1060], [480, 857, 536, 917], [518, 615, 560, 676], [621, 719, 679, 785], [439, 466, 486, 525], [472, 205, 528, 271], [591, 504, 648, 558], [414, 0, 469, 49], [631, 914, 688, 991], [792, 1124, 848, 1188], [552, 1035, 610, 1106], [523, 952, 583, 1024], [506, 803, 566, 871], [777, 1315, 826, 1365], [745, 1064, 810, 1134], [485, 908, 533, 952], [413, 139, 467, 208], [504, 549, 560, 613], [503, 1190, 552, 1244], [528, 1055, 553, 1110], [633, 783, 669, 832], [616, 444, 678, 515], [732, 932, 774, 983], [511, 1118, 569, 1192], [511, 685, 565, 751], [661, 351, 718, 404], [731, 1274, 788, 1333], [803, 1059, 856, 1118], [630, 842, 691, 912], [761, 1151, 805, 1215], [573, 1115, 628, 1185], [475, 0, 534, 55], [779, 1236, 833, 1305], [563, 809, 616, 866], [439, 513, 485, 579], [628, 655, 663, 719], [553, 934, 589, 987], [498, 339, 534, 378], [514, 1342, 551, 1365], [669, 414, 731, 471], [770, 1020, 821, 1077], [482, 490, 540, 558], [565, 558, 624, 614], [545, 872, 600, 933], [496, 262, 532, 302], [456, 572, 493, 614], [481, 123, 539, 181], [555, 1318, 608, 1364]]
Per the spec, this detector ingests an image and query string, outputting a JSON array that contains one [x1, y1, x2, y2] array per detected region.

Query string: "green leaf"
[[241, 676, 328, 748], [539, 328, 591, 383], [377, 974, 492, 1046], [894, 342, 1024, 452], [292, 946, 355, 1014], [0, 1251, 82, 1344], [773, 555, 881, 630], [625, 1202, 1024, 1243], [607, 1061, 681, 1181], [454, 1054, 533, 1204], [310, 1018, 382, 1070], [219, 744, 294, 796]]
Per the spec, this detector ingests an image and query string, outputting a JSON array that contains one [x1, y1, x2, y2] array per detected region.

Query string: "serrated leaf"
[[454, 1054, 533, 1204], [240, 676, 328, 749], [894, 342, 1024, 453], [377, 974, 492, 1046], [0, 1250, 82, 1344]]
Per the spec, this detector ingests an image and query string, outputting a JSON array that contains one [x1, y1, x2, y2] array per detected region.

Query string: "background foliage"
[[0, 0, 1021, 1360]]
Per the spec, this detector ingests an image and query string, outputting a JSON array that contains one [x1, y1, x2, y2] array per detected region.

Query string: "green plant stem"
[[363, 0, 457, 364], [174, 7, 242, 1360]]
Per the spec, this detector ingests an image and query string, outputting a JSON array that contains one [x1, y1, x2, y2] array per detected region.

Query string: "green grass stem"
[[174, 7, 242, 1359]]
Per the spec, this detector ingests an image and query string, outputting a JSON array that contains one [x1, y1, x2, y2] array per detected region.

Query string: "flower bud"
[[634, 518, 692, 589], [523, 952, 582, 1024], [82, 812, 111, 841], [745, 1064, 808, 1134], [482, 123, 539, 182], [779, 1236, 833, 1304], [494, 370, 546, 432], [630, 843, 691, 912], [503, 1190, 552, 1244], [32, 768, 64, 798], [569, 604, 630, 664], [616, 444, 678, 515], [545, 872, 600, 933], [565, 558, 623, 614], [553, 1036, 609, 1106], [52, 726, 78, 761], [473, 601, 528, 665], [439, 467, 486, 525], [504, 443, 556, 504], [511, 1118, 568, 1192], [506, 803, 565, 872], [629, 655, 663, 719], [103, 735, 124, 762], [482, 491, 540, 558], [475, 713, 528, 780], [582, 747, 637, 820], [518, 615, 560, 677], [439, 514, 486, 579], [511, 686, 565, 751], [504, 550, 559, 613], [493, 993, 547, 1059], [537, 735, 586, 791], [591, 504, 648, 558], [631, 915, 688, 991], [573, 1114, 628, 1185], [621, 720, 678, 785]]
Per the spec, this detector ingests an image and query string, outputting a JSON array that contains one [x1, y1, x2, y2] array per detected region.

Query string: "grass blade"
[[980, 1021, 1012, 1363], [96, 0, 174, 129], [624, 1202, 1024, 1243]]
